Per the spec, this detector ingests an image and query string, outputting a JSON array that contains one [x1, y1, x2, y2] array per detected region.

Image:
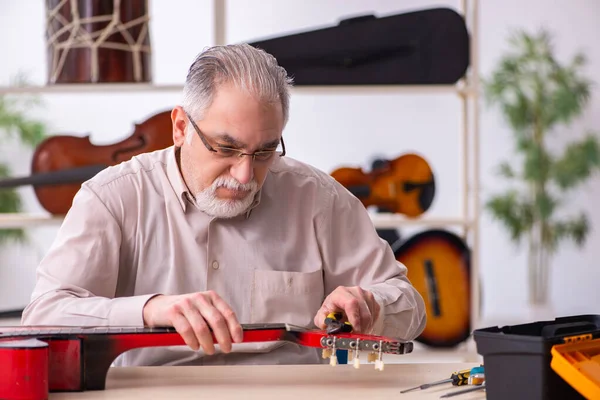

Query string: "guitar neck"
[[1, 323, 410, 355], [0, 323, 293, 345]]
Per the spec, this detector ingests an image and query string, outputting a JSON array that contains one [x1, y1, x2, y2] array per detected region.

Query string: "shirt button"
[[212, 261, 219, 270]]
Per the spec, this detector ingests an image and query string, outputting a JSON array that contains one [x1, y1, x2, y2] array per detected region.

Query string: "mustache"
[[211, 176, 258, 191]]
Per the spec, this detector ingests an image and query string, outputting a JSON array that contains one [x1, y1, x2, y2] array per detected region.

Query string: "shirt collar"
[[166, 145, 264, 218], [166, 146, 190, 212], [245, 184, 263, 219]]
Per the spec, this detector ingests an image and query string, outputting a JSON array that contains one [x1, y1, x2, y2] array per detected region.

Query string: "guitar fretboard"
[[0, 326, 177, 339], [0, 323, 293, 340]]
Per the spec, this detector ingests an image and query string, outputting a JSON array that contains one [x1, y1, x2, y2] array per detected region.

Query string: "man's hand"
[[313, 286, 381, 333], [142, 291, 243, 354]]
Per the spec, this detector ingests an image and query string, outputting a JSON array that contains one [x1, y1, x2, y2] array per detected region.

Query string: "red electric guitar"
[[0, 323, 414, 400]]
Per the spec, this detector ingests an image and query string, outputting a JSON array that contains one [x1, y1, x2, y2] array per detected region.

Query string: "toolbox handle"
[[541, 321, 598, 338]]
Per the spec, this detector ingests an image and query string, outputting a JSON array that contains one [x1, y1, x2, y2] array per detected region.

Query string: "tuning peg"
[[351, 338, 360, 366], [329, 354, 338, 366], [374, 340, 384, 371]]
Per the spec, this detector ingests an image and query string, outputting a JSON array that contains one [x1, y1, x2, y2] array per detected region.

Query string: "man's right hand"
[[142, 291, 244, 354]]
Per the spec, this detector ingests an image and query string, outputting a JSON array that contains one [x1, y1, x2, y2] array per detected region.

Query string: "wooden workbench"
[[50, 362, 486, 399]]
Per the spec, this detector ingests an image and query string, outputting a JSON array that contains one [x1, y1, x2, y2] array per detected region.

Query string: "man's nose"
[[230, 156, 254, 184]]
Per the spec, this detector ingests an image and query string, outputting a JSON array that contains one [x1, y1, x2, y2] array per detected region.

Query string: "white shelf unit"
[[0, 0, 481, 330], [0, 212, 474, 230], [0, 83, 473, 95]]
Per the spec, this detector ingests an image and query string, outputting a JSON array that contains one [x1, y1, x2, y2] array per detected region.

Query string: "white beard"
[[193, 176, 259, 218]]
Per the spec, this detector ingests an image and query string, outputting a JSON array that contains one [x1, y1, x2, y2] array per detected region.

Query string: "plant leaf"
[[523, 142, 553, 183], [535, 190, 558, 220], [550, 134, 600, 190], [545, 213, 589, 250], [496, 161, 517, 179], [485, 190, 534, 244], [0, 163, 26, 244]]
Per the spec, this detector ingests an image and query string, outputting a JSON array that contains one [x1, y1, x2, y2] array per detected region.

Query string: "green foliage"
[[484, 28, 599, 255], [485, 189, 533, 243], [0, 163, 26, 244], [0, 74, 48, 244], [551, 135, 600, 190]]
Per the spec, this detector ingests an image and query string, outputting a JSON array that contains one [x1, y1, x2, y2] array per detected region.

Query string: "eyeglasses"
[[185, 111, 286, 162]]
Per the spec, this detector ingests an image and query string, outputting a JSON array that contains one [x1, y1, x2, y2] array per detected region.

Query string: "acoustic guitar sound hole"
[[424, 259, 441, 317]]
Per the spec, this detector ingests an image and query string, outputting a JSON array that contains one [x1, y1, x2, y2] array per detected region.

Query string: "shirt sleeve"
[[20, 182, 160, 327], [317, 181, 427, 341]]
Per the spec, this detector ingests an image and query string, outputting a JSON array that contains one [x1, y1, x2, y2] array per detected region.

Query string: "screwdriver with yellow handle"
[[324, 311, 353, 334], [400, 366, 484, 393]]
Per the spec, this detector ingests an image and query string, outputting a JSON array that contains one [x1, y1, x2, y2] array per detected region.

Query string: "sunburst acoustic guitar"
[[394, 229, 471, 347]]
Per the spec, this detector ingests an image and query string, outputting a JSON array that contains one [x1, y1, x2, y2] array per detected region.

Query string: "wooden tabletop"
[[50, 362, 486, 399]]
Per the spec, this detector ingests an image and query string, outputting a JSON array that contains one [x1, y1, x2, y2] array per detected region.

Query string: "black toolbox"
[[473, 314, 600, 400]]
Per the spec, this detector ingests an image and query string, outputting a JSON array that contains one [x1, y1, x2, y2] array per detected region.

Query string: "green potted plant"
[[483, 28, 600, 310], [0, 74, 48, 244]]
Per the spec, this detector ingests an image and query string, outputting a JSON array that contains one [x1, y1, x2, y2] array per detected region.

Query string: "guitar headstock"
[[284, 324, 413, 371]]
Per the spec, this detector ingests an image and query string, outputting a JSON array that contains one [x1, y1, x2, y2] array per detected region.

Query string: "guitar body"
[[0, 324, 413, 399], [394, 229, 471, 347], [330, 153, 435, 218]]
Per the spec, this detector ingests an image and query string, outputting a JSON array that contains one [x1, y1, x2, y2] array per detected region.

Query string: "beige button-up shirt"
[[21, 146, 426, 367]]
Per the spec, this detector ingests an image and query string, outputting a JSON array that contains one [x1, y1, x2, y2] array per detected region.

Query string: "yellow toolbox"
[[551, 334, 600, 399]]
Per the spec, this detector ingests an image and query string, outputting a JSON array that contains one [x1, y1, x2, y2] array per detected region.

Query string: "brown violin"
[[0, 110, 174, 215], [329, 153, 436, 218]]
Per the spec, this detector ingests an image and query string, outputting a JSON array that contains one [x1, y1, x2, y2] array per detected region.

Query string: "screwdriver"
[[324, 311, 353, 334], [440, 382, 486, 398], [400, 366, 484, 393]]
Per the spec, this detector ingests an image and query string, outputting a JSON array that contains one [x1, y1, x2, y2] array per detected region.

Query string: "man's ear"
[[171, 106, 188, 147]]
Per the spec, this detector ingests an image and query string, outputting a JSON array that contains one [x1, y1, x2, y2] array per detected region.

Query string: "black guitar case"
[[247, 7, 470, 85]]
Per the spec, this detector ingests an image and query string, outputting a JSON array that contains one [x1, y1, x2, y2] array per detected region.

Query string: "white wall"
[[477, 0, 600, 321], [0, 0, 599, 326]]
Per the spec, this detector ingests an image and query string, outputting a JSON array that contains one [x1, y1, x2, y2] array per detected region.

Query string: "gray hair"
[[182, 44, 294, 130]]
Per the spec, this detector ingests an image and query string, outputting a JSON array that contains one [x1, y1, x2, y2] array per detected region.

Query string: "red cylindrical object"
[[0, 338, 49, 400]]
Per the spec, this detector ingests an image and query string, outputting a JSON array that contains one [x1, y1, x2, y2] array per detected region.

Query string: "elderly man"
[[21, 44, 426, 367]]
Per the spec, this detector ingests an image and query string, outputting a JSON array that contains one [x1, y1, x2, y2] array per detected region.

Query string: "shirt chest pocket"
[[250, 269, 325, 327]]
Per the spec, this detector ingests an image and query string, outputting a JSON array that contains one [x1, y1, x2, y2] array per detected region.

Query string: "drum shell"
[[45, 0, 152, 84]]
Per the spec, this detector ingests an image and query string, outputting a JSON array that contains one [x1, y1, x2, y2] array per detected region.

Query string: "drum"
[[45, 0, 152, 84]]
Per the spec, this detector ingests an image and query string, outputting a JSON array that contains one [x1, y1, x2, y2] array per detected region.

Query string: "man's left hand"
[[313, 286, 381, 334]]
